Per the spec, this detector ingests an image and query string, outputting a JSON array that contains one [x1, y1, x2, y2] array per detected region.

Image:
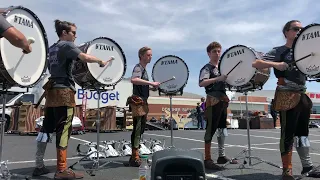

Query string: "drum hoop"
[[292, 23, 320, 77], [0, 5, 49, 88], [151, 55, 189, 93], [78, 36, 127, 87]]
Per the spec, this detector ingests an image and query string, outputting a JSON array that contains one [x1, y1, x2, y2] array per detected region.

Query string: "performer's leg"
[[129, 116, 143, 167], [32, 107, 54, 176], [216, 106, 238, 164], [204, 101, 224, 170], [295, 95, 320, 177], [279, 104, 301, 179], [197, 115, 201, 129], [53, 106, 83, 179], [140, 114, 147, 136]]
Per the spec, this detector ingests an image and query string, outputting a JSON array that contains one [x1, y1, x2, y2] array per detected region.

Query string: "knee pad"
[[215, 128, 228, 137], [36, 132, 53, 143], [294, 136, 310, 147]]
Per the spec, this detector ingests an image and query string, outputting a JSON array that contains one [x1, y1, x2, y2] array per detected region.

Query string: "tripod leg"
[[69, 149, 98, 169]]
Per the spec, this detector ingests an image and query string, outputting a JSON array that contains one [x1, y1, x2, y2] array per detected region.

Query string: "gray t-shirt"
[[0, 16, 13, 38], [131, 63, 149, 100], [263, 46, 306, 91], [48, 41, 82, 88]]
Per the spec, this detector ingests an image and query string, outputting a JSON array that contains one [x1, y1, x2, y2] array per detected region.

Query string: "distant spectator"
[[196, 98, 205, 129]]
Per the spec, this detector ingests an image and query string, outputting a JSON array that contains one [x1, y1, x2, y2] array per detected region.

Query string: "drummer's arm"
[[252, 59, 281, 69], [252, 48, 281, 69], [0, 17, 29, 52], [199, 77, 224, 87], [198, 67, 222, 87], [130, 66, 153, 86], [78, 53, 104, 65]]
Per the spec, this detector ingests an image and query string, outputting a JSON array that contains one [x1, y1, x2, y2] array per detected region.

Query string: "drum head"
[[152, 55, 189, 94], [292, 23, 320, 77], [0, 6, 48, 87], [219, 45, 257, 87], [85, 37, 126, 86]]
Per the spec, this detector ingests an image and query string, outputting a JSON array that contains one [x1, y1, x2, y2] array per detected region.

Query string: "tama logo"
[[227, 49, 245, 58], [161, 60, 177, 65], [302, 31, 320, 41], [306, 65, 319, 73], [103, 77, 112, 82], [21, 76, 31, 83], [95, 44, 114, 51], [166, 84, 177, 89], [235, 78, 246, 84], [14, 15, 33, 28]]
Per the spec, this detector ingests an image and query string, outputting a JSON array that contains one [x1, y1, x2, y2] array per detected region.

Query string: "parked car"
[[309, 122, 320, 128]]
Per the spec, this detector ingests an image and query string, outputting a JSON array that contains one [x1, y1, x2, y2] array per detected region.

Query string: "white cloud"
[[1, 0, 320, 96]]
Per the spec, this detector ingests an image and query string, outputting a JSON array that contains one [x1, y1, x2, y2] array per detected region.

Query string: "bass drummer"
[[126, 46, 160, 167], [198, 41, 238, 170], [252, 20, 320, 179], [32, 19, 109, 179], [0, 16, 32, 54]]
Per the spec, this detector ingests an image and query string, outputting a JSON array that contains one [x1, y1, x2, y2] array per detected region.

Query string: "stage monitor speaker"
[[151, 148, 205, 180]]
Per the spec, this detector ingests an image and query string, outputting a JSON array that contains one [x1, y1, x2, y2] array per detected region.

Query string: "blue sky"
[[2, 0, 320, 96]]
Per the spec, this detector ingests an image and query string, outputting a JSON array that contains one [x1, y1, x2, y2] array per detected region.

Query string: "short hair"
[[282, 20, 301, 38], [138, 46, 152, 59], [54, 19, 76, 37], [207, 41, 222, 53]]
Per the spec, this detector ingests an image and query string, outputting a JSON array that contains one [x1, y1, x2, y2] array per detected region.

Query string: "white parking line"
[[238, 129, 320, 137], [190, 130, 320, 144], [144, 133, 320, 156]]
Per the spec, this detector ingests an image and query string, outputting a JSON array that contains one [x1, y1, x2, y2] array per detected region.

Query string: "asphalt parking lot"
[[2, 128, 320, 180]]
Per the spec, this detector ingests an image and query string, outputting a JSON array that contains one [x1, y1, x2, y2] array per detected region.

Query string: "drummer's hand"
[[98, 60, 108, 67], [274, 62, 288, 71], [22, 45, 32, 54], [151, 82, 160, 88], [217, 74, 227, 82]]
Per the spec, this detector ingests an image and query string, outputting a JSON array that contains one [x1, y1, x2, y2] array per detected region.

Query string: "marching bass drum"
[[292, 23, 320, 79], [152, 55, 189, 95], [0, 6, 48, 88], [218, 45, 270, 92], [72, 37, 126, 89]]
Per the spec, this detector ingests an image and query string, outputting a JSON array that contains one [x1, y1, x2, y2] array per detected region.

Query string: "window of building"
[[311, 106, 320, 114]]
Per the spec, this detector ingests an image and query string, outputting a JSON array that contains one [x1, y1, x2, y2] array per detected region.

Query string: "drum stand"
[[69, 85, 121, 176], [168, 95, 174, 148], [159, 90, 183, 148], [222, 91, 282, 170], [0, 88, 31, 180]]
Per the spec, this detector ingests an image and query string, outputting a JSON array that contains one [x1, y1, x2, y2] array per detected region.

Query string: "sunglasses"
[[70, 31, 76, 35], [289, 27, 302, 32]]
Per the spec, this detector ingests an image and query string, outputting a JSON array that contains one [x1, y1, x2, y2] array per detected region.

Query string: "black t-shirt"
[[131, 63, 149, 101], [264, 45, 306, 86], [199, 63, 226, 98], [48, 41, 82, 88]]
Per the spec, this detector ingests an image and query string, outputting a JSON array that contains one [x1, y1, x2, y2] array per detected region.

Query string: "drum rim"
[[292, 23, 320, 78], [74, 36, 127, 88], [0, 5, 49, 88], [218, 44, 258, 87], [151, 55, 189, 94]]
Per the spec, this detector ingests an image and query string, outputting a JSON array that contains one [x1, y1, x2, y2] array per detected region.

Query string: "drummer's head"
[[138, 46, 152, 64], [282, 20, 302, 41], [54, 19, 77, 42], [207, 41, 222, 62]]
